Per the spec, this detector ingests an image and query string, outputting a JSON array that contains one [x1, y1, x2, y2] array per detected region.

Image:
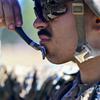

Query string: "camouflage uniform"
[[50, 72, 100, 100]]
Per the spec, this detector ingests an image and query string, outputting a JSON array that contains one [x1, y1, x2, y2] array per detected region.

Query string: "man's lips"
[[38, 29, 52, 43], [39, 34, 51, 42]]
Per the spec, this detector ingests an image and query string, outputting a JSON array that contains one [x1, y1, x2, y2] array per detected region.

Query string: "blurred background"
[[0, 0, 79, 99], [0, 0, 52, 89]]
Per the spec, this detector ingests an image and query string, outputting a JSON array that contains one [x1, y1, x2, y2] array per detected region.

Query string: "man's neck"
[[78, 56, 100, 84]]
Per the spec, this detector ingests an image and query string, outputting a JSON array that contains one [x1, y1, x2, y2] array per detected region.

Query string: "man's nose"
[[33, 17, 48, 30]]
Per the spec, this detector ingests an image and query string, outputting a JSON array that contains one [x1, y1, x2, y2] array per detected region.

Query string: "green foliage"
[[21, 0, 39, 42]]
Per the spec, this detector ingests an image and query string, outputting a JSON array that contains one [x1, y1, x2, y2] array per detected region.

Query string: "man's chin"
[[46, 55, 72, 64]]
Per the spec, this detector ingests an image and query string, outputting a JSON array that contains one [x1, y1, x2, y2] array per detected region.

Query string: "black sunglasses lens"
[[34, 7, 38, 17], [34, 6, 47, 22], [33, 0, 68, 21]]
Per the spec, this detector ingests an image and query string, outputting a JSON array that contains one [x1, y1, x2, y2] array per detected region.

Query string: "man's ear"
[[94, 18, 100, 31], [96, 18, 100, 24]]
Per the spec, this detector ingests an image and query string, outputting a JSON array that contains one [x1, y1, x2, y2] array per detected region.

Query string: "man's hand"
[[0, 0, 23, 30]]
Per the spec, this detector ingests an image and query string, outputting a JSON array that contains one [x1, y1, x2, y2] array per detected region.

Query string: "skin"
[[78, 56, 100, 84], [0, 0, 22, 29], [34, 3, 78, 64], [34, 2, 100, 84], [0, 0, 100, 84], [80, 5, 100, 84], [85, 4, 100, 49]]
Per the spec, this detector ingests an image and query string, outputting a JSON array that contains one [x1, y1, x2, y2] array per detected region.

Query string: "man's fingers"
[[13, 0, 23, 27], [0, 0, 23, 30], [2, 0, 15, 29], [0, 0, 5, 26]]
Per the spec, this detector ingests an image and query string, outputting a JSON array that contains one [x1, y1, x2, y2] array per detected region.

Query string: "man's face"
[[85, 7, 100, 49], [33, 2, 78, 64]]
